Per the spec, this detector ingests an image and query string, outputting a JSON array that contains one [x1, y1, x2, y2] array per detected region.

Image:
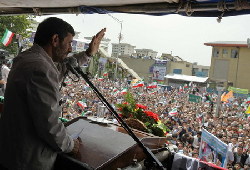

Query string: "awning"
[[165, 73, 208, 83], [0, 0, 250, 17]]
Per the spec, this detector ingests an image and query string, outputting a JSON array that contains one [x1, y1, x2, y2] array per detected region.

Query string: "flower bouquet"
[[116, 92, 169, 137]]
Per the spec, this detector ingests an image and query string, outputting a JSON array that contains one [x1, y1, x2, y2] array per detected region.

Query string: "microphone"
[[64, 57, 80, 79]]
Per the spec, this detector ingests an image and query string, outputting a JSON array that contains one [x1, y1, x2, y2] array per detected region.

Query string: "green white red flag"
[[98, 77, 104, 81], [147, 82, 157, 88], [169, 108, 178, 116], [1, 29, 14, 46], [103, 72, 108, 76], [132, 80, 144, 88], [120, 88, 127, 95]]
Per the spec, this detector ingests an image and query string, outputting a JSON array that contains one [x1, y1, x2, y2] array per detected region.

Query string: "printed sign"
[[199, 129, 228, 168]]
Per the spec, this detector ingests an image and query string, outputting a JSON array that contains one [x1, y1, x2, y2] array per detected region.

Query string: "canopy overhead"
[[165, 73, 208, 83], [0, 0, 250, 17]]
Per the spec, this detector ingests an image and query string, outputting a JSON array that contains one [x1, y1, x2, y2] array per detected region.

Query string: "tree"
[[0, 15, 33, 56]]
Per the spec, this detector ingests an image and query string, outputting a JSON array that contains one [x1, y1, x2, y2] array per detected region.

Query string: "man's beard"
[[54, 45, 68, 62]]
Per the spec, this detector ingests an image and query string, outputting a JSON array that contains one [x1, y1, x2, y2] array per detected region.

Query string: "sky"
[[36, 13, 250, 66]]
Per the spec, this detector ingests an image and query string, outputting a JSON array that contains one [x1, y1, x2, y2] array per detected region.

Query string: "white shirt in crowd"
[[1, 64, 10, 89]]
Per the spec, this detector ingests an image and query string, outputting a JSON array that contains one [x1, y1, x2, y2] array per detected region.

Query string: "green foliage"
[[0, 15, 33, 55]]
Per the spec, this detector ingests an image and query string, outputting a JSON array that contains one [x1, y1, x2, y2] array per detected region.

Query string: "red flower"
[[118, 107, 123, 111], [118, 114, 123, 117], [123, 102, 129, 105], [143, 110, 159, 121], [136, 104, 147, 110]]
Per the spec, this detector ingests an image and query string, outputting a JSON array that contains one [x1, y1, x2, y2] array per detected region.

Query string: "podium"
[[55, 117, 170, 170]]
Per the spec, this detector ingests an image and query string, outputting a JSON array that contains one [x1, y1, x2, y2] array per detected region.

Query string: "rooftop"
[[204, 41, 248, 47]]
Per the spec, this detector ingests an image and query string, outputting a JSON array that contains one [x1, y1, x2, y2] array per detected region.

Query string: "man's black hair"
[[34, 17, 75, 46]]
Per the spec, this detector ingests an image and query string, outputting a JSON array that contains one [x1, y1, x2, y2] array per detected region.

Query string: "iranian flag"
[[147, 82, 157, 88], [149, 91, 157, 95], [113, 90, 120, 96], [120, 88, 127, 95], [1, 29, 14, 46], [65, 81, 72, 86], [98, 77, 104, 81], [184, 84, 188, 88], [168, 108, 178, 116], [103, 72, 108, 76], [77, 101, 87, 110], [246, 97, 250, 104], [132, 81, 144, 88], [113, 87, 118, 92]]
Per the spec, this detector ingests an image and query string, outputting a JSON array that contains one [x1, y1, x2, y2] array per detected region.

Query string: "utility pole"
[[215, 83, 224, 117], [107, 13, 123, 80], [114, 22, 123, 79]]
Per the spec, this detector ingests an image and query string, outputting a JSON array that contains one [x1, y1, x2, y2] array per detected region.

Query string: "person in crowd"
[[232, 146, 250, 167], [0, 17, 105, 170]]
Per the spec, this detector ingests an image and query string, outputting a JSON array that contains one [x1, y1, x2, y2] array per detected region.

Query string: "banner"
[[199, 129, 228, 168], [98, 57, 107, 71], [188, 94, 202, 103], [71, 40, 86, 52], [152, 66, 166, 81], [228, 86, 249, 94]]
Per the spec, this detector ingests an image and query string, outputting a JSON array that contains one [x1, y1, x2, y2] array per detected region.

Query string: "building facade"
[[111, 43, 135, 57], [167, 61, 193, 75], [192, 63, 210, 77], [205, 41, 250, 90], [134, 48, 158, 59]]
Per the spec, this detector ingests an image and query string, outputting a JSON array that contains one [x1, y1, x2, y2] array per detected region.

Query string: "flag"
[[189, 81, 193, 87], [169, 108, 178, 116], [120, 88, 127, 95], [98, 77, 104, 81], [246, 105, 250, 114], [246, 97, 250, 104], [103, 72, 108, 76], [113, 90, 120, 96], [132, 80, 144, 88], [1, 29, 15, 46], [149, 91, 157, 95], [184, 84, 188, 88], [220, 92, 226, 101], [65, 80, 72, 86], [136, 81, 144, 87], [221, 90, 233, 102], [113, 87, 118, 92], [147, 82, 157, 88], [179, 86, 183, 92], [77, 101, 87, 110]]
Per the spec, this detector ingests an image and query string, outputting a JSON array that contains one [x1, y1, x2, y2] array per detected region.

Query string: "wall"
[[168, 61, 192, 75], [209, 46, 250, 90], [119, 57, 155, 82]]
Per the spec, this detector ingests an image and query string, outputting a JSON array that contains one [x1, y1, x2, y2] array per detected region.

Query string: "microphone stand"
[[73, 66, 166, 170]]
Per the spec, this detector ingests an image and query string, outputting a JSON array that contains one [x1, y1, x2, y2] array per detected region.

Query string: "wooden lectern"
[[54, 117, 170, 170]]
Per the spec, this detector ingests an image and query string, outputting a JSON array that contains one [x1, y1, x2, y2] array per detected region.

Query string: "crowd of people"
[[60, 76, 250, 170]]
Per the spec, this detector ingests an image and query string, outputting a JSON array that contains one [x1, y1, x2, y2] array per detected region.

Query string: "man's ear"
[[51, 34, 59, 47]]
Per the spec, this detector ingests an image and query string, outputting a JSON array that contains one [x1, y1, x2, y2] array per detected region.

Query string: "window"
[[192, 68, 199, 76], [222, 49, 228, 54], [231, 49, 238, 58], [222, 49, 228, 58], [213, 48, 219, 57], [173, 69, 182, 74], [186, 64, 190, 67]]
